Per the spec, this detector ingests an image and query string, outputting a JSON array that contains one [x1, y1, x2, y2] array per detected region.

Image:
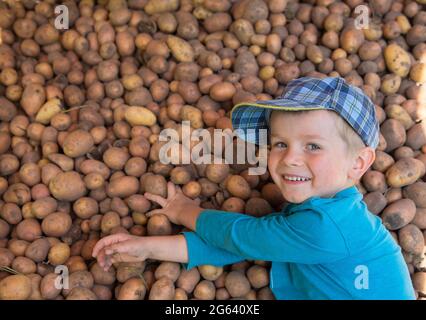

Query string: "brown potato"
[[199, 265, 223, 281], [117, 278, 146, 300], [177, 268, 200, 294], [148, 277, 175, 300], [225, 175, 251, 200], [403, 182, 426, 208], [40, 273, 62, 300], [49, 171, 87, 202], [0, 274, 32, 300], [16, 219, 42, 242], [363, 191, 387, 215], [155, 262, 181, 282], [11, 256, 37, 274], [90, 262, 116, 286], [225, 271, 251, 298], [41, 212, 72, 237], [25, 238, 50, 262], [381, 199, 417, 230], [147, 214, 172, 236], [194, 280, 216, 300], [48, 242, 70, 266], [101, 211, 121, 234], [398, 224, 424, 255], [31, 197, 57, 219], [0, 248, 14, 268], [73, 197, 99, 219], [66, 287, 98, 300], [386, 158, 425, 188], [380, 119, 406, 153]]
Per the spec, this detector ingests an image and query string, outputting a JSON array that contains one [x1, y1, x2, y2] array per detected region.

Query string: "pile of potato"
[[0, 0, 425, 300]]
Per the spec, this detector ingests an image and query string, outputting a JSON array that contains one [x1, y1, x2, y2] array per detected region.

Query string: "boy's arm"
[[144, 235, 189, 263], [190, 208, 349, 264]]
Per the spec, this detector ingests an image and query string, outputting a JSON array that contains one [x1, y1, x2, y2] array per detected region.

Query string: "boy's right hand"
[[92, 233, 149, 271]]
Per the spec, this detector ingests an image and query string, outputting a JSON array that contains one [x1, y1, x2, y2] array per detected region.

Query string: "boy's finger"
[[92, 233, 131, 257], [144, 192, 167, 207], [167, 182, 176, 199], [145, 209, 164, 218]]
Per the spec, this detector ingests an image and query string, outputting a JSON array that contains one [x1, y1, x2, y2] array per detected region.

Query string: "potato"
[[0, 203, 22, 225], [47, 154, 74, 172], [209, 82, 236, 102], [225, 271, 251, 298], [384, 104, 414, 130], [221, 197, 245, 213], [225, 175, 251, 200], [385, 158, 425, 188], [155, 262, 181, 282], [177, 268, 200, 294], [73, 197, 99, 219], [0, 248, 14, 267], [247, 265, 269, 289], [380, 119, 406, 153], [148, 277, 175, 300], [363, 191, 387, 215], [48, 242, 70, 266], [35, 99, 62, 124], [11, 256, 36, 274], [412, 272, 426, 295], [398, 224, 424, 255], [141, 174, 168, 198], [0, 154, 20, 176], [84, 173, 105, 190], [92, 285, 112, 300], [384, 43, 412, 77], [198, 265, 223, 281], [257, 287, 276, 300], [167, 35, 194, 63], [32, 197, 57, 219], [117, 278, 147, 300], [413, 208, 426, 230], [216, 287, 230, 300], [49, 171, 87, 202], [403, 182, 426, 208], [206, 163, 230, 184], [144, 0, 179, 15], [62, 270, 94, 297], [124, 106, 157, 127], [0, 274, 32, 300], [147, 214, 172, 236], [0, 97, 17, 122], [27, 273, 42, 300], [41, 212, 72, 237], [180, 105, 204, 129], [362, 170, 387, 193], [116, 262, 146, 283], [40, 273, 61, 300], [65, 256, 87, 274], [63, 129, 94, 158], [101, 211, 121, 234], [194, 280, 216, 300], [19, 162, 41, 187], [245, 198, 273, 217], [381, 199, 417, 231], [406, 123, 426, 151], [25, 238, 50, 262], [230, 19, 254, 45], [16, 219, 42, 242], [372, 151, 395, 172], [0, 219, 10, 239], [106, 176, 139, 198], [90, 262, 116, 286], [80, 160, 111, 179], [20, 84, 46, 117], [66, 287, 97, 300]]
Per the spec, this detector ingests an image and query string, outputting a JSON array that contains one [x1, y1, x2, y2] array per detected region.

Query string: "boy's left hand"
[[144, 181, 202, 225]]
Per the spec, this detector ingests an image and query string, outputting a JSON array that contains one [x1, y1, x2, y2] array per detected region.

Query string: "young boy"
[[92, 77, 416, 300]]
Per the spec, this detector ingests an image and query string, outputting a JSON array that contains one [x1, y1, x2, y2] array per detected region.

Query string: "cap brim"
[[230, 99, 327, 145]]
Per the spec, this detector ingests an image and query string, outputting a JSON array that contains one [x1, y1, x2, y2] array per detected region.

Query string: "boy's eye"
[[307, 143, 320, 151], [273, 142, 287, 149]]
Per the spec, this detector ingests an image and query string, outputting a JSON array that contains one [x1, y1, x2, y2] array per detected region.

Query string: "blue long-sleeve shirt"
[[182, 186, 416, 300]]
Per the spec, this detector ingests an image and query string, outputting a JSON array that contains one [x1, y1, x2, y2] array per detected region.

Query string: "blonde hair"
[[269, 109, 366, 156]]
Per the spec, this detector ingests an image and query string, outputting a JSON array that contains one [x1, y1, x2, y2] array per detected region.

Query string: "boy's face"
[[268, 110, 356, 204]]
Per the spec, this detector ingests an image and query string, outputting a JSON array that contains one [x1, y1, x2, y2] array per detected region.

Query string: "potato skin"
[[386, 158, 425, 188], [49, 171, 87, 202], [381, 199, 417, 230], [117, 278, 146, 300], [62, 130, 94, 158], [0, 274, 32, 300]]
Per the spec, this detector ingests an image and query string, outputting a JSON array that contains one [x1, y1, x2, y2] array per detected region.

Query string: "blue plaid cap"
[[230, 76, 379, 148]]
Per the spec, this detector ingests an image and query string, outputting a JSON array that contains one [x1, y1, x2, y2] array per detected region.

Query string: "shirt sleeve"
[[181, 231, 245, 270], [195, 208, 349, 264]]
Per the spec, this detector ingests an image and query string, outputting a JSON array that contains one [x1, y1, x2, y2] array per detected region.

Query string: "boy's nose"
[[279, 148, 304, 167]]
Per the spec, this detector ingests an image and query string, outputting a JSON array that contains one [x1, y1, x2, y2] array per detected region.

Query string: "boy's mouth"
[[282, 174, 311, 183]]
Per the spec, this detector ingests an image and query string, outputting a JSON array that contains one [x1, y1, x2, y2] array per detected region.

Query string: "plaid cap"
[[230, 76, 380, 148]]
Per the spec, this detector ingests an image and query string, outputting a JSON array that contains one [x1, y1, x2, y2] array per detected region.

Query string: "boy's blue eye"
[[307, 143, 320, 151], [273, 142, 286, 149]]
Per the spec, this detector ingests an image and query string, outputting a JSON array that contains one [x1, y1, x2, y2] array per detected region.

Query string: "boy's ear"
[[348, 147, 376, 181]]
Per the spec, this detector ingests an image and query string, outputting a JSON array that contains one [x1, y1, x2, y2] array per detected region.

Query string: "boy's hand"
[[144, 181, 202, 226], [92, 233, 149, 271]]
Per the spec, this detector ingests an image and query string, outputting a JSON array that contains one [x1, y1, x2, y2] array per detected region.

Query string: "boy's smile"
[[268, 109, 356, 204]]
